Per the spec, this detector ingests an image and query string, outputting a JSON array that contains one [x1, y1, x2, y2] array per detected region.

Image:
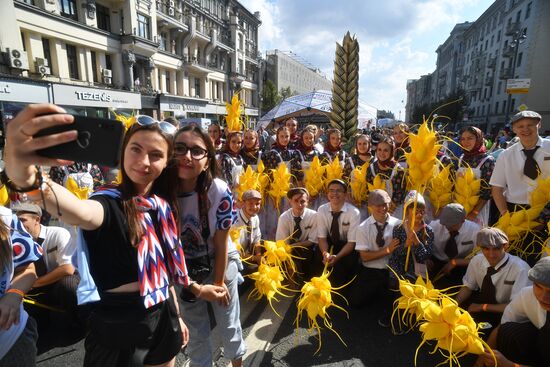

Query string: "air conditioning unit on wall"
[[7, 48, 29, 70], [102, 68, 112, 77], [103, 76, 112, 84]]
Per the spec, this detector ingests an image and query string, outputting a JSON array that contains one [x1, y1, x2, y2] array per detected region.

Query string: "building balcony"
[[499, 68, 513, 80], [485, 74, 494, 86], [121, 35, 159, 57], [183, 56, 210, 75], [505, 21, 520, 36], [487, 57, 497, 69], [502, 45, 516, 57]]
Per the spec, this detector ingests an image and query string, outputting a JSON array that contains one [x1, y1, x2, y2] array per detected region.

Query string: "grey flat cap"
[[528, 257, 550, 288], [368, 189, 391, 206], [439, 203, 466, 227], [510, 110, 542, 124], [476, 227, 508, 248], [242, 189, 262, 201], [11, 202, 42, 217]]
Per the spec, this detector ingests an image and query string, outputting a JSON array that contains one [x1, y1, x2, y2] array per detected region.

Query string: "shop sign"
[[0, 79, 51, 103], [53, 84, 142, 109]]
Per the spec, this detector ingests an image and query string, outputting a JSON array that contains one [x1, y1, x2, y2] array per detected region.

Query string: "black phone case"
[[34, 115, 124, 167]]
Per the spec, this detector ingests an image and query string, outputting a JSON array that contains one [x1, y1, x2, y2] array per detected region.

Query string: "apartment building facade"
[[0, 0, 261, 122], [406, 0, 550, 132]]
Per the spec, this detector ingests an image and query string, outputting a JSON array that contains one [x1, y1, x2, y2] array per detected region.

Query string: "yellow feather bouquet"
[[248, 263, 291, 316], [225, 94, 245, 133], [256, 160, 270, 205], [323, 157, 343, 191], [350, 162, 369, 205], [268, 163, 292, 211], [235, 165, 260, 201], [404, 119, 441, 191], [428, 165, 453, 213], [303, 156, 325, 197], [367, 174, 386, 192], [65, 176, 91, 200]]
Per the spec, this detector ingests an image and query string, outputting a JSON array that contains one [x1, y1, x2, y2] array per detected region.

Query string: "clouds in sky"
[[240, 0, 493, 120]]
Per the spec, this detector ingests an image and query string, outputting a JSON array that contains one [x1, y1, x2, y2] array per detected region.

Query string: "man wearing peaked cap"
[[428, 203, 481, 288], [456, 227, 531, 331], [476, 257, 550, 367]]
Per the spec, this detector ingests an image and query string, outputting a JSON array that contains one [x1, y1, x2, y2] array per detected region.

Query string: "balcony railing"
[[505, 21, 520, 36]]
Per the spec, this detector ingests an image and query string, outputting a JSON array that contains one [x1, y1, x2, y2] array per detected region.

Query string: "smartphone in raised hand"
[[34, 114, 124, 167]]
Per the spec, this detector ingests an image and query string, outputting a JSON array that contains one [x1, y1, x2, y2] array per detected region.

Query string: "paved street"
[[37, 285, 479, 367]]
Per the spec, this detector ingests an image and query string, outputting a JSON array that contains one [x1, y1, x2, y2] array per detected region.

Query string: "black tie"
[[375, 222, 388, 248], [292, 216, 302, 242], [330, 211, 342, 243], [246, 221, 253, 250], [523, 146, 540, 180], [444, 231, 459, 260], [479, 258, 509, 305], [34, 237, 47, 277]]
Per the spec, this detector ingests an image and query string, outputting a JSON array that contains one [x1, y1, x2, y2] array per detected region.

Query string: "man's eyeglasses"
[[174, 143, 208, 160], [136, 115, 177, 135]]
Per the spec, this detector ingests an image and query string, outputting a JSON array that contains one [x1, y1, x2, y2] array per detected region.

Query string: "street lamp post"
[[503, 28, 527, 125]]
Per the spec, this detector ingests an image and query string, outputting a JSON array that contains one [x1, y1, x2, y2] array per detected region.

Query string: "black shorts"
[[84, 292, 182, 367]]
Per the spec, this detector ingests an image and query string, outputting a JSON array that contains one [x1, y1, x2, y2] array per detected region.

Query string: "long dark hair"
[[119, 123, 177, 246], [174, 125, 218, 195]]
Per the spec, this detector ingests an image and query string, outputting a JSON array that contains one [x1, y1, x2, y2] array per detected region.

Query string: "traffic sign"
[[506, 78, 531, 94], [518, 104, 528, 111]]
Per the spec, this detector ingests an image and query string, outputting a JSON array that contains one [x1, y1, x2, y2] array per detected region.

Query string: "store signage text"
[[75, 91, 112, 102], [0, 83, 11, 94]]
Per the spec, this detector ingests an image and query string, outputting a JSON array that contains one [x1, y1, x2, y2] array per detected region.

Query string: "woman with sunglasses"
[[2, 105, 226, 367], [219, 131, 245, 193], [366, 137, 406, 219], [174, 125, 246, 367]]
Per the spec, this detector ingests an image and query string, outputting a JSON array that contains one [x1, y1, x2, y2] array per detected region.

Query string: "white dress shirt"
[[462, 253, 531, 304], [355, 214, 400, 269], [276, 207, 317, 243], [429, 219, 481, 261], [490, 136, 550, 204], [502, 286, 548, 329], [316, 202, 360, 243], [232, 209, 261, 254], [38, 225, 74, 272]]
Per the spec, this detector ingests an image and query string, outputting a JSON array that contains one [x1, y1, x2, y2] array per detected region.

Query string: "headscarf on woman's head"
[[223, 131, 243, 157], [297, 127, 316, 154], [376, 137, 397, 169], [271, 126, 290, 151], [324, 128, 342, 153], [461, 126, 486, 157]]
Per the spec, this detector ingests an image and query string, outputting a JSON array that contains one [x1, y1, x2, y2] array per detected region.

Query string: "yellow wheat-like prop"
[[428, 166, 453, 213], [323, 157, 343, 191], [350, 162, 369, 205], [0, 185, 9, 207], [256, 160, 270, 205], [391, 271, 494, 367], [225, 94, 245, 133], [367, 173, 386, 193], [65, 176, 90, 200], [295, 261, 351, 354], [235, 165, 260, 201], [404, 119, 441, 192], [454, 167, 481, 214], [304, 156, 325, 197], [268, 163, 292, 211], [529, 176, 550, 208], [248, 263, 292, 317], [111, 110, 136, 132], [494, 206, 542, 244]]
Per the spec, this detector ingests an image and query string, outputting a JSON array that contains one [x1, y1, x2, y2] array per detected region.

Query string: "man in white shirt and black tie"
[[233, 190, 262, 267], [315, 179, 360, 286], [276, 187, 317, 279], [456, 227, 531, 331]]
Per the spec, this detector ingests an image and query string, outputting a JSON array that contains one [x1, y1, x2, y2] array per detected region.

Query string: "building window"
[[59, 0, 78, 20], [515, 11, 522, 23], [137, 14, 150, 39], [502, 100, 507, 113], [42, 38, 52, 70], [96, 4, 111, 32], [516, 52, 523, 67], [105, 54, 112, 70], [526, 2, 532, 19], [91, 51, 98, 83], [495, 101, 499, 113], [194, 77, 201, 97], [21, 32, 26, 51], [66, 44, 79, 79], [498, 81, 502, 94], [497, 30, 501, 42], [159, 31, 168, 51]]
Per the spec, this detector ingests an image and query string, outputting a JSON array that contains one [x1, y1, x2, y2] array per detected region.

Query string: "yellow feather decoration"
[[295, 261, 351, 354], [367, 174, 386, 192], [454, 167, 481, 214], [350, 162, 369, 205], [248, 263, 291, 316], [111, 111, 136, 132], [65, 176, 90, 200], [428, 165, 453, 213], [262, 239, 305, 276], [112, 170, 123, 185], [268, 163, 292, 211], [323, 157, 343, 191], [529, 176, 550, 208], [495, 205, 542, 244], [303, 156, 325, 197], [225, 94, 245, 133], [405, 119, 441, 191], [235, 165, 260, 201], [392, 271, 495, 367], [256, 160, 270, 204]]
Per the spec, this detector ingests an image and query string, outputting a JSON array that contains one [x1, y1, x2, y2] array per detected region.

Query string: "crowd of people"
[[0, 104, 549, 367]]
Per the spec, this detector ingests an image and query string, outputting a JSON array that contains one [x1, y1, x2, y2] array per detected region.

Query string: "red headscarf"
[[461, 126, 486, 157]]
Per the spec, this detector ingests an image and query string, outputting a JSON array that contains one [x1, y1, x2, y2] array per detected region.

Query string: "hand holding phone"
[[34, 114, 124, 167]]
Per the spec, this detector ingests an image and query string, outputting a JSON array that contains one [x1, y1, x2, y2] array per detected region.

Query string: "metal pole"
[[504, 31, 522, 125]]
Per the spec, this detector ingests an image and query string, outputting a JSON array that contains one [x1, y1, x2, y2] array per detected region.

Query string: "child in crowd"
[[234, 190, 262, 267]]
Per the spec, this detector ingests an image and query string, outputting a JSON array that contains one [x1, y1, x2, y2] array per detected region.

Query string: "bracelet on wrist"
[[482, 303, 488, 312], [6, 288, 25, 298], [451, 259, 457, 267], [385, 247, 391, 255], [1, 166, 42, 193]]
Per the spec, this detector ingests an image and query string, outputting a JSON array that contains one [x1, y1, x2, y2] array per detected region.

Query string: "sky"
[[240, 0, 495, 120]]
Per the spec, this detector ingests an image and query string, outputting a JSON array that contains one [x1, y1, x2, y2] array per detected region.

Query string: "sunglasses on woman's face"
[[136, 115, 177, 135]]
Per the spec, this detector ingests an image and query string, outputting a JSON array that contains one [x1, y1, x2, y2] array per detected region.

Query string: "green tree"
[[280, 86, 298, 100], [377, 110, 395, 119], [261, 80, 281, 113]]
